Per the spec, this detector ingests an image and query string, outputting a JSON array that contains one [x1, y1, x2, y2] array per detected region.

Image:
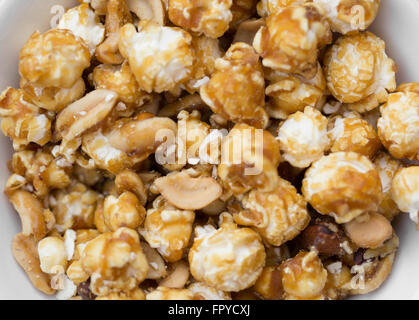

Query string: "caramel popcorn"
[[256, 0, 310, 17], [200, 43, 268, 129], [57, 4, 105, 56], [392, 166, 419, 226], [218, 123, 281, 195], [189, 213, 266, 292], [81, 227, 149, 296], [119, 22, 194, 93], [324, 32, 396, 113], [19, 29, 90, 88], [232, 177, 310, 246], [140, 197, 195, 262], [0, 88, 52, 150], [146, 287, 195, 300], [374, 152, 402, 220], [188, 282, 232, 300], [314, 0, 380, 34], [302, 152, 382, 223], [328, 113, 381, 158], [168, 0, 233, 38], [253, 3, 332, 78], [278, 106, 330, 168], [265, 63, 326, 119], [377, 83, 419, 160], [38, 236, 68, 274]]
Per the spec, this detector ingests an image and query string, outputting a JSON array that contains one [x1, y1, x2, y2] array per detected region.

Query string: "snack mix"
[[1, 0, 418, 300]]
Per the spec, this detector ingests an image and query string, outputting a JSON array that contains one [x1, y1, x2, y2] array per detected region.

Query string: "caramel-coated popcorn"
[[189, 214, 265, 292], [302, 152, 382, 223], [324, 32, 396, 113], [253, 3, 332, 78]]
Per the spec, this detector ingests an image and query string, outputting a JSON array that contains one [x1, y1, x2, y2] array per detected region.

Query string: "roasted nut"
[[38, 236, 68, 274], [115, 169, 147, 206], [265, 63, 326, 119], [140, 197, 195, 262], [391, 166, 419, 226], [127, 0, 165, 24], [92, 62, 150, 107], [374, 152, 402, 220], [158, 93, 207, 118], [256, 0, 309, 17], [103, 191, 146, 231], [253, 266, 283, 300], [96, 0, 132, 65], [233, 18, 265, 46], [168, 0, 233, 38], [328, 114, 381, 158], [146, 287, 195, 300], [19, 29, 90, 88], [314, 0, 380, 34], [188, 282, 231, 300], [377, 83, 419, 160], [9, 190, 47, 241], [218, 123, 281, 195], [189, 213, 266, 292], [159, 260, 190, 288], [81, 227, 149, 296], [12, 233, 55, 295], [278, 106, 330, 168], [200, 43, 268, 129], [233, 177, 310, 246], [253, 3, 332, 78], [58, 4, 105, 56], [280, 251, 328, 299], [0, 88, 52, 150], [302, 152, 382, 223], [324, 262, 352, 300], [154, 170, 222, 210], [324, 32, 396, 113], [119, 22, 194, 93], [141, 242, 167, 279], [77, 281, 96, 300], [344, 212, 392, 249]]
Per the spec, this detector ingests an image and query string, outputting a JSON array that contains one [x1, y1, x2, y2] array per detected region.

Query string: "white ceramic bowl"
[[0, 0, 418, 300]]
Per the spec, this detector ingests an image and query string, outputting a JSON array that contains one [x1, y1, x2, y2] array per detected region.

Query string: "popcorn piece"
[[19, 29, 90, 88], [103, 192, 146, 231], [253, 266, 284, 300], [324, 32, 396, 113], [81, 228, 149, 296], [200, 43, 268, 129], [328, 114, 381, 158], [51, 182, 99, 231], [140, 197, 195, 262], [146, 287, 195, 300], [168, 0, 233, 38], [374, 152, 402, 220], [119, 22, 194, 93], [188, 282, 232, 300], [96, 288, 145, 300], [0, 88, 52, 150], [265, 63, 326, 119], [280, 251, 327, 299], [391, 166, 419, 226], [314, 0, 380, 34], [253, 3, 332, 78], [57, 4, 105, 56], [257, 0, 310, 17], [218, 123, 281, 195], [278, 106, 330, 168], [377, 83, 419, 160], [92, 62, 150, 106], [38, 237, 68, 274], [232, 177, 310, 246], [78, 0, 107, 15], [302, 152, 382, 223], [188, 213, 266, 292]]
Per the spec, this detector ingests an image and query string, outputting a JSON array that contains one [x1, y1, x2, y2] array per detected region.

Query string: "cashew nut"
[[233, 18, 265, 46], [12, 233, 55, 295], [344, 212, 393, 249], [96, 0, 132, 64], [9, 190, 47, 241], [141, 242, 167, 280], [154, 170, 222, 210], [158, 94, 207, 118], [115, 169, 148, 206], [158, 260, 190, 289], [126, 0, 165, 25]]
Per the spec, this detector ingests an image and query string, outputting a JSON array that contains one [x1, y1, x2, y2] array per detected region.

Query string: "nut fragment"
[[344, 212, 392, 249], [159, 260, 190, 288], [141, 242, 167, 280], [154, 170, 222, 210], [253, 266, 283, 300], [127, 0, 165, 24], [12, 233, 55, 295], [115, 169, 147, 206], [233, 18, 264, 45]]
